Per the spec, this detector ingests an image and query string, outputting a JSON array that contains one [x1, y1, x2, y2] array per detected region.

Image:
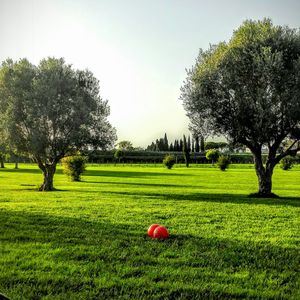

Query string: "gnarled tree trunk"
[[38, 163, 57, 191], [253, 154, 277, 198]]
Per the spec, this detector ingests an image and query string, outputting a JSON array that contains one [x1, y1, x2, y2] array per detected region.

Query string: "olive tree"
[[116, 140, 134, 151], [181, 19, 300, 197], [0, 57, 116, 191]]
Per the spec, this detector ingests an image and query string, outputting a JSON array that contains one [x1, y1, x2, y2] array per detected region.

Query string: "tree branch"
[[34, 155, 46, 172], [274, 140, 300, 164]]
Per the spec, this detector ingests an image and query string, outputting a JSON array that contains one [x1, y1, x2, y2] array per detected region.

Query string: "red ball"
[[153, 226, 169, 239], [147, 224, 160, 237]]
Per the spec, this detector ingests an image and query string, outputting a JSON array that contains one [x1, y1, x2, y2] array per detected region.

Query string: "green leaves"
[[61, 155, 87, 181], [181, 19, 300, 195], [0, 57, 117, 164], [0, 57, 117, 189], [182, 19, 300, 150]]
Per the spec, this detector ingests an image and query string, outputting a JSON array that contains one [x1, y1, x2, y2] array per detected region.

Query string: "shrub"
[[61, 155, 86, 181], [205, 149, 220, 164], [280, 156, 294, 170], [114, 149, 125, 163], [217, 155, 231, 171], [163, 154, 176, 169]]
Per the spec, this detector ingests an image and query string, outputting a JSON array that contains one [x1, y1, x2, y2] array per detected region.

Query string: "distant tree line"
[[87, 150, 300, 164], [146, 133, 202, 152], [145, 133, 245, 153]]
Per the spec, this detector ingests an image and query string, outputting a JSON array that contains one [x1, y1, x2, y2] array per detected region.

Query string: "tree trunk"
[[14, 158, 19, 169], [253, 155, 277, 198], [185, 159, 189, 168], [0, 158, 4, 168], [38, 163, 57, 191]]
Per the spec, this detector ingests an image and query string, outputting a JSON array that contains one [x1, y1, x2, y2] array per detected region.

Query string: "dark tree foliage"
[[191, 138, 195, 152], [183, 135, 191, 167], [146, 133, 170, 151], [200, 136, 205, 152], [163, 133, 169, 151], [174, 140, 179, 151], [181, 19, 300, 197], [146, 142, 156, 151], [0, 57, 116, 191], [187, 136, 191, 152], [179, 139, 183, 152], [195, 136, 200, 152]]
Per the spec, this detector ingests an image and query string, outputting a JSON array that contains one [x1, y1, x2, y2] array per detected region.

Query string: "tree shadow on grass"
[[0, 167, 63, 175], [83, 169, 188, 178], [100, 190, 300, 207], [0, 209, 299, 299], [81, 180, 197, 189], [1, 168, 183, 178], [15, 188, 75, 193]]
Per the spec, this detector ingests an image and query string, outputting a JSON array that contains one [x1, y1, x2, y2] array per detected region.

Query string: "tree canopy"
[[0, 57, 116, 190], [181, 19, 300, 197], [116, 140, 134, 151]]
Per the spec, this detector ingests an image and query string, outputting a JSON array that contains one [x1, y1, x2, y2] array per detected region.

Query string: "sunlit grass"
[[0, 163, 299, 299]]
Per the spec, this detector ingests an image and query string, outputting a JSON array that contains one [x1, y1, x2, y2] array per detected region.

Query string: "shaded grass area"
[[1, 210, 299, 299], [0, 164, 300, 299]]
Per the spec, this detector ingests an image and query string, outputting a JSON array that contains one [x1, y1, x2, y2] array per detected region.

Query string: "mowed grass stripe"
[[0, 164, 299, 299]]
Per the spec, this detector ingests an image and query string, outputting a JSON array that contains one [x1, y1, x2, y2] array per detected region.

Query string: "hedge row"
[[86, 151, 281, 164], [6, 151, 300, 165]]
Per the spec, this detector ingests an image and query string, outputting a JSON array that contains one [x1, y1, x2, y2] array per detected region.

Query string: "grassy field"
[[0, 163, 299, 299]]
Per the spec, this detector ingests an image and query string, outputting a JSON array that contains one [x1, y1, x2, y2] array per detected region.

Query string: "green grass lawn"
[[0, 163, 299, 299]]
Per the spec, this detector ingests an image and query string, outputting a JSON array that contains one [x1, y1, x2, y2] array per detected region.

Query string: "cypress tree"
[[159, 138, 165, 151], [155, 139, 160, 151], [182, 135, 190, 167], [187, 136, 191, 152], [200, 136, 205, 152], [174, 140, 178, 151], [179, 139, 183, 151], [195, 136, 200, 152], [151, 142, 156, 151], [163, 133, 169, 151]]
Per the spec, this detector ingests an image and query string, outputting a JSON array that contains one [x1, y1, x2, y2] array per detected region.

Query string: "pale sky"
[[0, 0, 300, 147]]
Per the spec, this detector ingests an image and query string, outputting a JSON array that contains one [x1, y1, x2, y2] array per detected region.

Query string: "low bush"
[[163, 154, 176, 169], [280, 156, 294, 170], [114, 149, 125, 163], [61, 155, 86, 181], [205, 149, 220, 164], [217, 155, 231, 171]]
